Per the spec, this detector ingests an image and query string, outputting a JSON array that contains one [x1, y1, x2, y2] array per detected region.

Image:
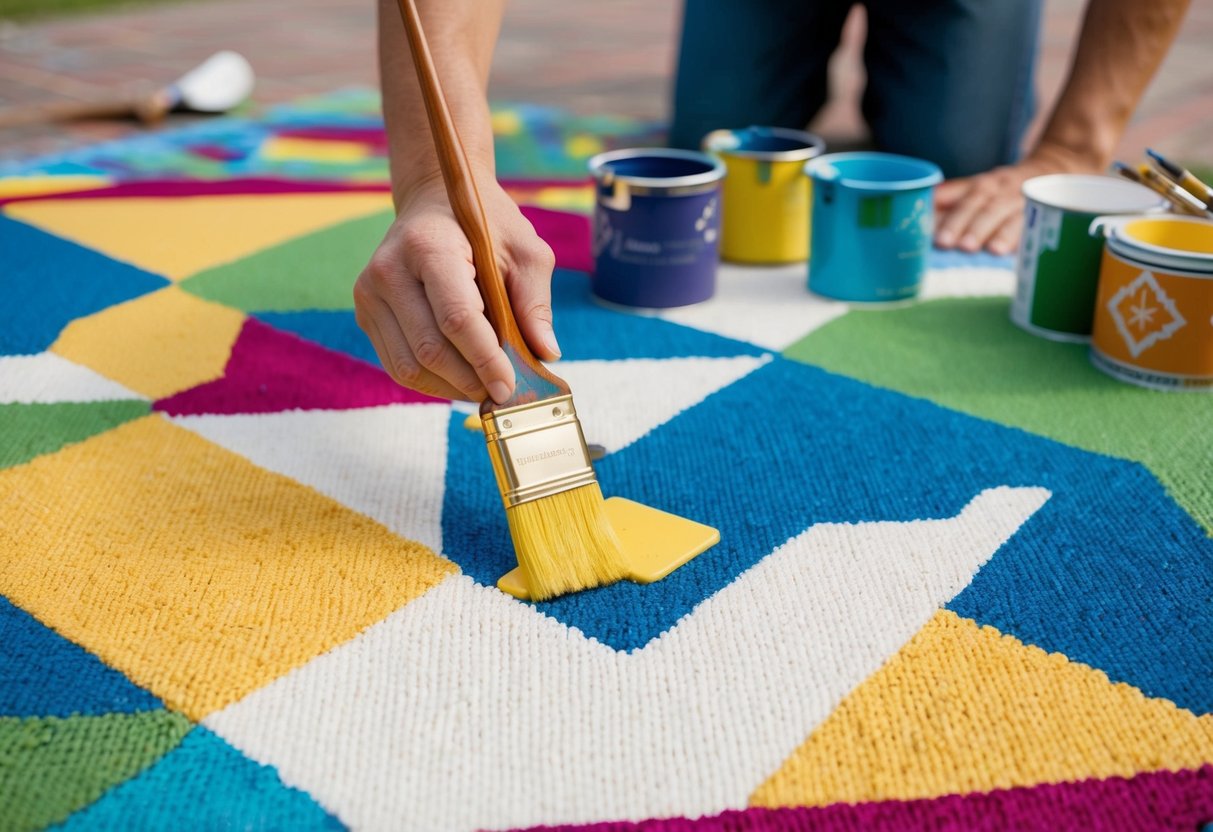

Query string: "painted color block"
[[256, 270, 764, 372], [0, 597, 161, 718], [0, 400, 149, 469], [180, 210, 393, 312], [4, 192, 392, 280], [206, 489, 1045, 831], [752, 610, 1213, 807], [51, 287, 246, 400], [0, 415, 455, 718], [509, 766, 1213, 831], [0, 215, 167, 356], [58, 727, 343, 831], [784, 297, 1213, 534], [442, 357, 1213, 721], [173, 402, 451, 552], [154, 318, 441, 416], [0, 710, 190, 831], [179, 205, 590, 314], [0, 353, 144, 404]]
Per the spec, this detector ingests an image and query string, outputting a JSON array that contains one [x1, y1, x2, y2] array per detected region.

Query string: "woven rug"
[[2, 93, 1212, 832]]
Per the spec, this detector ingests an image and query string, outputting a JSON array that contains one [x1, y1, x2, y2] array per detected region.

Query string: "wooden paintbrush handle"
[[0, 98, 135, 128], [0, 90, 172, 129], [392, 0, 566, 409]]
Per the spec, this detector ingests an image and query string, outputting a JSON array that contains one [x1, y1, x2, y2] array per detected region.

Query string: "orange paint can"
[[1089, 215, 1213, 391]]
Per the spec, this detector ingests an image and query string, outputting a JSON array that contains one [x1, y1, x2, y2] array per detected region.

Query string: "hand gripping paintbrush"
[[392, 0, 630, 600]]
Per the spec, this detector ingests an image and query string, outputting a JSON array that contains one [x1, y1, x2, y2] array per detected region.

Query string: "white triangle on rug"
[[206, 486, 1050, 832], [172, 403, 451, 553], [643, 263, 1016, 351], [652, 263, 848, 351], [921, 267, 1016, 299], [0, 352, 146, 403], [551, 354, 769, 454]]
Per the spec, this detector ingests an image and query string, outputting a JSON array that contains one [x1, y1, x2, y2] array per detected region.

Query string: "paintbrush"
[[0, 52, 253, 129], [1146, 148, 1213, 210], [1111, 161, 1148, 188], [392, 0, 629, 600], [1137, 163, 1212, 217], [1113, 161, 1195, 214]]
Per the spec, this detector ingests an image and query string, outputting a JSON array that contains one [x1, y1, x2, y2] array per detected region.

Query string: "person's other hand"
[[354, 174, 560, 402], [934, 146, 1101, 256]]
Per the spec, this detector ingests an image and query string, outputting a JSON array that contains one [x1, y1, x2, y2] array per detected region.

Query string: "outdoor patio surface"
[[1, 0, 1210, 165]]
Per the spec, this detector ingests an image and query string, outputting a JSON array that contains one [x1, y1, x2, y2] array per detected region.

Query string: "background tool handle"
[[393, 0, 567, 411], [0, 90, 172, 129]]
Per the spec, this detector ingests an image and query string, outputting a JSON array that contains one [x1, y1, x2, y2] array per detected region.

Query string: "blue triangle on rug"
[[0, 597, 163, 718]]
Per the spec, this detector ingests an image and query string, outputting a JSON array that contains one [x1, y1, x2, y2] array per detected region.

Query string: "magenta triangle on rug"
[[514, 766, 1213, 832], [154, 318, 443, 416]]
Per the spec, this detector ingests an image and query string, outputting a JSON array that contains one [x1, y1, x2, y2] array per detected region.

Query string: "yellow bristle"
[[505, 482, 631, 600]]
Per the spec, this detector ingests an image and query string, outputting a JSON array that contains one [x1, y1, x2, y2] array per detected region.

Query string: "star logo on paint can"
[[1107, 271, 1186, 358]]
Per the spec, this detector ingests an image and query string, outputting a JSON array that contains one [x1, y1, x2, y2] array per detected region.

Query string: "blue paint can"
[[588, 148, 726, 308], [805, 152, 943, 303]]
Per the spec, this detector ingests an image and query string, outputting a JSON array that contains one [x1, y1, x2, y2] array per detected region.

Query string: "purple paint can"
[[588, 148, 726, 308]]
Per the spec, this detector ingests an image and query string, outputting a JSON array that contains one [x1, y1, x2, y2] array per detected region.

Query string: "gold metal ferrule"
[[481, 395, 598, 508]]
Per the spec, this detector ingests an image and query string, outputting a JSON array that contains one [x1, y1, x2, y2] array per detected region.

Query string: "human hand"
[[934, 146, 1102, 256], [354, 173, 560, 402]]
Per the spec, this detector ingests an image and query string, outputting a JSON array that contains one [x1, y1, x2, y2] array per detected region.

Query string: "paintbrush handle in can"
[[1145, 148, 1213, 210], [1177, 171, 1213, 210], [1138, 166, 1211, 217]]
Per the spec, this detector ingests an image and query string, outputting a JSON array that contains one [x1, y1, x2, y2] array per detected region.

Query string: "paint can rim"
[[804, 152, 942, 192], [1021, 174, 1165, 215], [701, 126, 826, 162], [588, 148, 725, 194], [1089, 348, 1213, 392], [1095, 215, 1213, 276]]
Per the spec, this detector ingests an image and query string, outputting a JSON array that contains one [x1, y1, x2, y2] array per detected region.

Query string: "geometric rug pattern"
[[2, 93, 1211, 831]]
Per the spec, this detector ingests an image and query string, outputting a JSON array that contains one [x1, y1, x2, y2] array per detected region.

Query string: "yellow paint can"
[[703, 126, 825, 264]]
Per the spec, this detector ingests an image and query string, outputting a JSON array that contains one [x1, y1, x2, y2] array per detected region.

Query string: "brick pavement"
[[0, 0, 1209, 166]]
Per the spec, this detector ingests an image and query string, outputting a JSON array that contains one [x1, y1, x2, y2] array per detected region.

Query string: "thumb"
[[508, 240, 562, 362]]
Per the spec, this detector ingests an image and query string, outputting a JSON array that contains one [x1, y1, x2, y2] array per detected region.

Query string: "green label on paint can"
[[858, 195, 893, 228], [1013, 174, 1165, 342], [1012, 202, 1104, 341]]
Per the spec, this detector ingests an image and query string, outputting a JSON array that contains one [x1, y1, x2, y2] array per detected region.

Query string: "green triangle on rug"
[[0, 401, 150, 469], [784, 296, 1213, 535], [179, 209, 393, 312], [0, 710, 192, 832]]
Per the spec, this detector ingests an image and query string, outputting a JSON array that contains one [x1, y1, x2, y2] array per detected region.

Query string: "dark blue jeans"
[[670, 0, 1043, 178]]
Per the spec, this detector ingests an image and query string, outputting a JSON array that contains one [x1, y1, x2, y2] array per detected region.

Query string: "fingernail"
[[544, 330, 562, 359], [960, 235, 979, 251], [936, 232, 954, 247], [487, 380, 511, 404]]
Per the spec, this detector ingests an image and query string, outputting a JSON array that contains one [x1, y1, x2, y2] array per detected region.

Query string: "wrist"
[[388, 126, 495, 210], [1025, 138, 1110, 175], [392, 157, 497, 216]]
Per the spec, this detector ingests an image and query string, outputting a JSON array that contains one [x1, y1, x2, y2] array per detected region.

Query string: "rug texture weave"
[[1, 92, 1212, 832]]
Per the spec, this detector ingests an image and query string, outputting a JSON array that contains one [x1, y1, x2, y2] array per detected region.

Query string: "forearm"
[[1032, 0, 1190, 168], [377, 0, 504, 207]]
